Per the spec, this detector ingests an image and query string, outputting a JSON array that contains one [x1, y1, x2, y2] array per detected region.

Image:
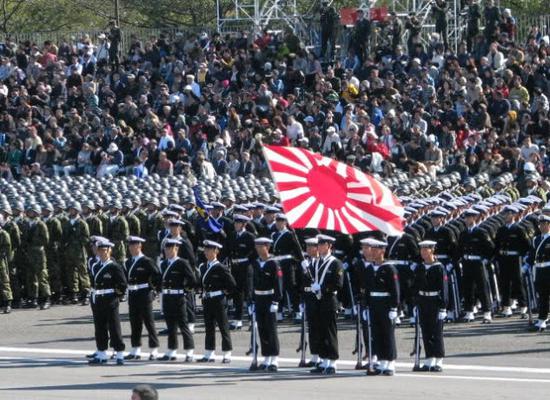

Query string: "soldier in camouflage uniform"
[[123, 199, 141, 236], [61, 202, 91, 305], [0, 205, 19, 310], [141, 199, 164, 260], [42, 203, 64, 303], [83, 201, 103, 238], [107, 201, 130, 265], [10, 202, 26, 307], [0, 214, 12, 313], [23, 205, 51, 310]]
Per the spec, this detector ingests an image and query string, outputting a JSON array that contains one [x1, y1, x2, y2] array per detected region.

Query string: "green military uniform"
[[0, 227, 12, 307], [97, 212, 109, 236], [11, 217, 27, 304], [23, 216, 51, 303], [125, 211, 141, 237], [107, 214, 130, 264], [44, 216, 63, 299], [142, 211, 164, 259], [61, 216, 91, 299], [85, 214, 103, 238]]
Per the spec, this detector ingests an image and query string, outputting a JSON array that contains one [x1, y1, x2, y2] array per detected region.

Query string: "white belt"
[[500, 251, 519, 256], [93, 289, 115, 296], [370, 291, 391, 297], [128, 283, 150, 291], [254, 289, 275, 295], [203, 290, 224, 299], [334, 250, 344, 255], [419, 290, 440, 297], [463, 255, 482, 260], [303, 287, 313, 292], [272, 255, 294, 261], [386, 260, 409, 266], [162, 289, 185, 295], [436, 254, 449, 260], [535, 262, 550, 268], [232, 257, 249, 264]]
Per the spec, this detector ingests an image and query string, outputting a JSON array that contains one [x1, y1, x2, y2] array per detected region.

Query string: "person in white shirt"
[[286, 115, 304, 143]]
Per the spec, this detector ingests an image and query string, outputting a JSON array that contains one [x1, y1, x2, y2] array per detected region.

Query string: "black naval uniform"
[[413, 261, 448, 360], [310, 253, 344, 364], [527, 233, 550, 322], [228, 228, 256, 323], [495, 223, 531, 309], [125, 254, 161, 350], [301, 256, 322, 360], [90, 257, 127, 354], [361, 261, 400, 363], [459, 226, 495, 313], [248, 257, 282, 357], [386, 234, 420, 316], [271, 228, 302, 315], [160, 256, 197, 352], [200, 259, 237, 352]]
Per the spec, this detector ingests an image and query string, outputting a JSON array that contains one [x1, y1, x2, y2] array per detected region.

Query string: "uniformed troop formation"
[[1, 170, 550, 376]]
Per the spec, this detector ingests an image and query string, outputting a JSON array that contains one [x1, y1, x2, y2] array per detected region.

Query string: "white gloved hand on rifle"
[[269, 302, 278, 313]]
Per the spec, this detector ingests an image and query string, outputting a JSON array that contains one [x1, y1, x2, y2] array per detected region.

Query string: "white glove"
[[410, 263, 417, 272], [353, 304, 359, 314], [522, 264, 530, 274], [438, 310, 447, 320], [311, 283, 321, 292], [299, 303, 305, 313], [362, 309, 369, 322], [446, 263, 453, 272], [270, 303, 278, 313], [343, 262, 349, 271], [412, 306, 418, 317], [388, 309, 398, 321], [301, 260, 309, 270], [247, 304, 255, 315]]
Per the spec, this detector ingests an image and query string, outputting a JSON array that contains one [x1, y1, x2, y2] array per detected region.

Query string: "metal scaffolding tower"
[[390, 0, 464, 52]]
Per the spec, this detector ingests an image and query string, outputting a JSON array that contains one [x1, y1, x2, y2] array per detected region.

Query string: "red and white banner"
[[263, 145, 404, 236]]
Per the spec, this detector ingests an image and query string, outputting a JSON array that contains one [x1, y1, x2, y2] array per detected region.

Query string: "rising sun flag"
[[263, 145, 405, 236]]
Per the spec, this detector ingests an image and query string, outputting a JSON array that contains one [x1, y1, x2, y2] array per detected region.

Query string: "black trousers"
[[186, 291, 196, 324], [204, 295, 232, 351], [396, 264, 414, 315], [371, 298, 396, 361], [418, 297, 445, 358], [462, 260, 492, 312], [497, 256, 526, 307], [305, 294, 322, 356], [281, 262, 299, 313], [128, 290, 159, 349], [535, 272, 550, 320], [92, 295, 125, 352], [314, 294, 339, 360], [162, 294, 194, 350], [255, 296, 279, 357], [231, 262, 249, 321]]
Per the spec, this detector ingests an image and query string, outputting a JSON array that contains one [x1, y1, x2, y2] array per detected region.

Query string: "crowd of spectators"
[[0, 10, 548, 195]]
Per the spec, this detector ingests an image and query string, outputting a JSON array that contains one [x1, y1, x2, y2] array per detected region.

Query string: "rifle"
[[364, 307, 377, 375], [411, 307, 423, 371], [449, 266, 462, 320], [522, 263, 537, 325], [247, 305, 259, 371], [488, 261, 501, 313], [296, 301, 308, 367], [352, 303, 364, 370]]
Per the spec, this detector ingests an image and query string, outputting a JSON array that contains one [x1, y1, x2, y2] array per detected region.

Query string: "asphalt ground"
[[0, 300, 549, 400]]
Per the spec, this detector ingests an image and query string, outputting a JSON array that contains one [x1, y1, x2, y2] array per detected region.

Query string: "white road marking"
[[0, 346, 549, 376]]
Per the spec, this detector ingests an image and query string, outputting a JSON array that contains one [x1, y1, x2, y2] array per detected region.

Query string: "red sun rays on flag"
[[263, 145, 404, 236]]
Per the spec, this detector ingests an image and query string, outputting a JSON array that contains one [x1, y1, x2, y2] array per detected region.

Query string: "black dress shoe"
[[124, 354, 141, 360], [184, 355, 193, 363], [323, 367, 336, 375], [196, 357, 215, 363], [304, 361, 317, 368], [366, 368, 382, 376], [86, 352, 97, 359], [149, 354, 157, 360], [88, 357, 107, 365], [382, 369, 394, 376], [116, 358, 124, 366], [430, 365, 443, 372], [157, 355, 176, 361], [310, 366, 324, 374], [258, 364, 268, 370], [249, 363, 259, 372], [267, 364, 278, 372], [413, 365, 430, 372], [222, 358, 231, 364]]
